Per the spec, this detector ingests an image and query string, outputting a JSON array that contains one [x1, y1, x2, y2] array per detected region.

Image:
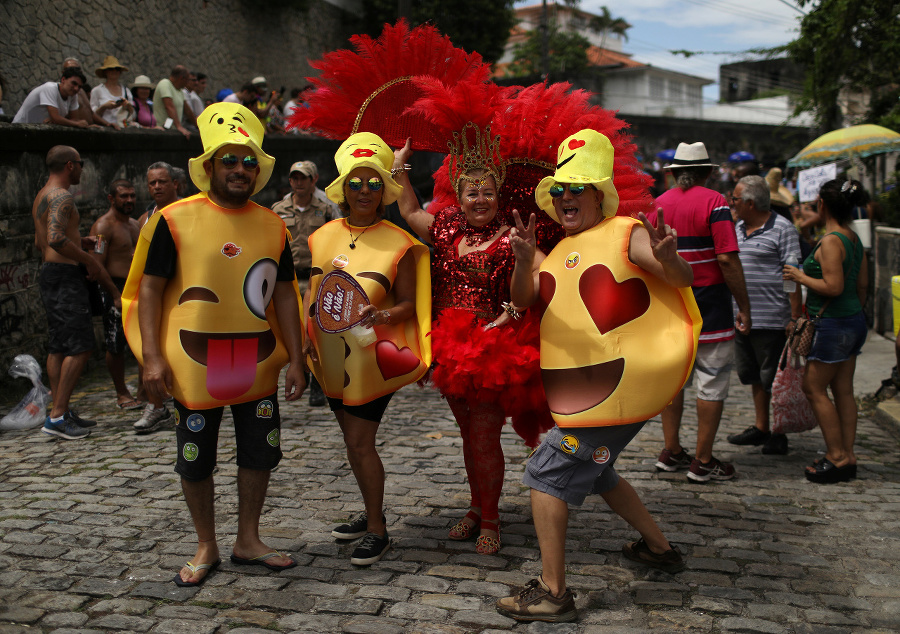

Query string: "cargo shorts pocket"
[[526, 429, 582, 490]]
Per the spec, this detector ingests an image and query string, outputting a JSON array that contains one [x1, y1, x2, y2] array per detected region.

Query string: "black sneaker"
[[42, 413, 90, 440], [350, 531, 390, 566], [69, 410, 96, 428], [331, 513, 386, 540], [622, 537, 686, 573], [761, 433, 788, 455], [727, 425, 769, 446]]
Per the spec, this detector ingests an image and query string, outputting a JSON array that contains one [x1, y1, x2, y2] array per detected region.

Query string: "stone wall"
[[0, 123, 345, 396], [0, 0, 353, 114]]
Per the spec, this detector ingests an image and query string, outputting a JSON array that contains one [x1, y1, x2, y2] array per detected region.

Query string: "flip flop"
[[172, 559, 221, 587], [116, 398, 145, 410], [230, 550, 297, 571]]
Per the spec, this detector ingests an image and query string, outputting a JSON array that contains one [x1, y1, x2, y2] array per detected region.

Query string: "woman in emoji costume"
[[496, 130, 699, 622], [121, 102, 305, 588], [304, 131, 430, 566]]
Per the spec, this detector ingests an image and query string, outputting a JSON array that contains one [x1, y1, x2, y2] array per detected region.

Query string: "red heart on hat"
[[568, 139, 586, 150], [579, 264, 650, 334], [375, 340, 421, 380]]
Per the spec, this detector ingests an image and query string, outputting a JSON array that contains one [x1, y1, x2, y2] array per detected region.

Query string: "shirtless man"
[[33, 146, 119, 439], [90, 180, 142, 410]]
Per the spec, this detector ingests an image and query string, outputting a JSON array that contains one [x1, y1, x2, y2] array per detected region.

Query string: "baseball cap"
[[251, 76, 267, 86], [289, 160, 317, 178]]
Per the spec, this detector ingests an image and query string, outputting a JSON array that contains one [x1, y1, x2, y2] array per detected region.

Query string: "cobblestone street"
[[1, 343, 900, 633]]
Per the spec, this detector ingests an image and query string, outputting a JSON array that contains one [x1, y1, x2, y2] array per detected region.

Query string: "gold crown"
[[448, 122, 506, 190]]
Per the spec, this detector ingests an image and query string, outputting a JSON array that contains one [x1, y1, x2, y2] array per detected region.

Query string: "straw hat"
[[130, 75, 155, 90], [663, 141, 719, 169], [187, 103, 275, 196], [766, 168, 794, 207], [535, 129, 619, 221], [325, 132, 403, 206], [95, 55, 129, 77]]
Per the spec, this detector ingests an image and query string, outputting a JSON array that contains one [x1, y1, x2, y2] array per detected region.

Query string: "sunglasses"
[[214, 153, 259, 170], [548, 183, 591, 198], [347, 177, 383, 192], [70, 160, 84, 167]]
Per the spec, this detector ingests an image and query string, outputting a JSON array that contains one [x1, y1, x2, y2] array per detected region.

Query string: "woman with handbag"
[[782, 179, 868, 483]]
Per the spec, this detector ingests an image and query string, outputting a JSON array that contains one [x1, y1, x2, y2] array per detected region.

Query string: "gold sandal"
[[475, 520, 501, 555], [448, 510, 480, 541]]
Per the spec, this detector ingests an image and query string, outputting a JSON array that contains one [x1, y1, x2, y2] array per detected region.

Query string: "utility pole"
[[541, 0, 549, 82], [398, 0, 410, 19]]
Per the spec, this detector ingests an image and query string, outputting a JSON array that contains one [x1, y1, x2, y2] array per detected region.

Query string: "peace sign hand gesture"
[[638, 207, 679, 265], [510, 209, 537, 266]]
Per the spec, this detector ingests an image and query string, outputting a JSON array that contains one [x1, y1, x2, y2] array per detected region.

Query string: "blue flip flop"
[[172, 559, 221, 587]]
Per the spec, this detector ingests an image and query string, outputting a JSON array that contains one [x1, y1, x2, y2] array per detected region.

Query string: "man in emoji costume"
[[303, 131, 430, 567], [122, 102, 305, 587], [497, 130, 700, 623]]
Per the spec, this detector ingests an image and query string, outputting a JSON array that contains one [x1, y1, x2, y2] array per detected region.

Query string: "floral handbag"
[[771, 343, 817, 434]]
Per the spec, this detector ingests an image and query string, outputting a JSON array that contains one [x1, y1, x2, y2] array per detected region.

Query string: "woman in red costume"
[[392, 125, 558, 555]]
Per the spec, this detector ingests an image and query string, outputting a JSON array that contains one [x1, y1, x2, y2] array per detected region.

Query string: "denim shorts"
[[522, 422, 645, 506], [807, 312, 867, 363]]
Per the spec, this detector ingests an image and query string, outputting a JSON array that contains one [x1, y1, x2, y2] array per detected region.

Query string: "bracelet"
[[502, 302, 524, 320], [380, 310, 391, 325], [390, 164, 412, 177]]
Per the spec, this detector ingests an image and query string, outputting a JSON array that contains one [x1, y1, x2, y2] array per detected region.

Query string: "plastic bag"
[[0, 355, 51, 430]]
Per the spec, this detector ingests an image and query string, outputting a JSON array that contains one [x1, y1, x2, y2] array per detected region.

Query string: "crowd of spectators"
[[3, 56, 313, 136]]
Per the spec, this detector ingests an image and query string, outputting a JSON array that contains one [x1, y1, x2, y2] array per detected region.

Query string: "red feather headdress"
[[289, 20, 490, 152]]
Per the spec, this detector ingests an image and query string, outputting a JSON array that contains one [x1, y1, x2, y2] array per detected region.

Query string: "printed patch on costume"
[[186, 413, 205, 432], [592, 446, 611, 464], [560, 434, 579, 454], [183, 443, 199, 461], [266, 429, 280, 447], [565, 253, 580, 269], [332, 254, 349, 269], [174, 409, 181, 426], [257, 399, 274, 419], [351, 148, 375, 158], [222, 242, 242, 258]]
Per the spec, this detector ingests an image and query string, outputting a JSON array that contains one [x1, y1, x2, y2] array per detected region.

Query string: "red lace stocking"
[[449, 397, 505, 522]]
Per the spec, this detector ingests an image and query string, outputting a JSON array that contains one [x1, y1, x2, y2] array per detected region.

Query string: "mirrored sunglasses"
[[215, 153, 259, 170], [347, 177, 383, 192], [548, 183, 589, 198]]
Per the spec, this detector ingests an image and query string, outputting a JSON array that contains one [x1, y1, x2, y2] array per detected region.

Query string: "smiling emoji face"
[[538, 217, 700, 426]]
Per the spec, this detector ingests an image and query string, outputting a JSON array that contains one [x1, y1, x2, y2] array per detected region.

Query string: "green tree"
[[786, 0, 900, 129], [588, 6, 631, 48], [509, 22, 591, 78], [361, 0, 516, 63]]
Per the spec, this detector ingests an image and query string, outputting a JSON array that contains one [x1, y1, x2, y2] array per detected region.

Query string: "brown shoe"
[[496, 576, 577, 622], [622, 537, 685, 573]]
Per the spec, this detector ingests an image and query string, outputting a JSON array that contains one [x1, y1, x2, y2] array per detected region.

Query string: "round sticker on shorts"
[[186, 413, 205, 432], [174, 409, 181, 425], [183, 443, 199, 461], [266, 429, 280, 447], [592, 446, 611, 464], [560, 435, 579, 454]]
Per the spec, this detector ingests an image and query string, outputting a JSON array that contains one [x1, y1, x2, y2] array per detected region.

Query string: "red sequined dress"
[[428, 206, 556, 447]]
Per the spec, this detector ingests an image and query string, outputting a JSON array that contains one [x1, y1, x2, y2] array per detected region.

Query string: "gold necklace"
[[348, 220, 377, 249]]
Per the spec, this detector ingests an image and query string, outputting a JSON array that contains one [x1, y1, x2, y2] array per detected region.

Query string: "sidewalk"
[[1, 342, 899, 633]]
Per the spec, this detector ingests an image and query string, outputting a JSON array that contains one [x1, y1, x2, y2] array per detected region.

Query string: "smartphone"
[[164, 117, 173, 129], [115, 98, 124, 105]]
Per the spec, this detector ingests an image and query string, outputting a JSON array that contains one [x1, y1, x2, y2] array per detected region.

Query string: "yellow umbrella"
[[787, 124, 900, 168]]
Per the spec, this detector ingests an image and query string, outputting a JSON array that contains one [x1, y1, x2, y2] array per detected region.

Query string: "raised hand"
[[393, 138, 413, 166], [639, 207, 678, 263], [510, 209, 536, 265]]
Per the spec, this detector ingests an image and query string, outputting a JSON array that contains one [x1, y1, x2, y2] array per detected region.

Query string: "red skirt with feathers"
[[430, 308, 553, 447]]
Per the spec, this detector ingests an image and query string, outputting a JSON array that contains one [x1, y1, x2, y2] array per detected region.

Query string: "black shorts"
[[734, 329, 787, 392], [327, 392, 394, 423], [39, 263, 95, 356], [174, 393, 283, 481], [101, 277, 127, 354]]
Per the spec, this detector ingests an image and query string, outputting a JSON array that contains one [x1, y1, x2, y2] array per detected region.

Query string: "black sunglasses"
[[214, 153, 259, 170]]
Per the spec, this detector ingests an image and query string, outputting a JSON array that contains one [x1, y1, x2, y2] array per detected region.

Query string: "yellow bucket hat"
[[188, 103, 275, 196], [535, 129, 619, 222], [325, 132, 403, 206]]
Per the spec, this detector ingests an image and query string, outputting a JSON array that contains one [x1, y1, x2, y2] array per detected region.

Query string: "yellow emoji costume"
[[536, 130, 701, 427], [305, 133, 431, 405], [121, 103, 300, 409]]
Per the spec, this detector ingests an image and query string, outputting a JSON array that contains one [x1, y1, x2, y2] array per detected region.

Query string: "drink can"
[[94, 234, 106, 254]]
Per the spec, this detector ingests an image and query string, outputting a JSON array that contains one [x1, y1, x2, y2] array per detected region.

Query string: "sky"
[[514, 0, 808, 103]]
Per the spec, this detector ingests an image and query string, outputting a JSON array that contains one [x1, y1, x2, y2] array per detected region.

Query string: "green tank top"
[[803, 231, 863, 318]]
